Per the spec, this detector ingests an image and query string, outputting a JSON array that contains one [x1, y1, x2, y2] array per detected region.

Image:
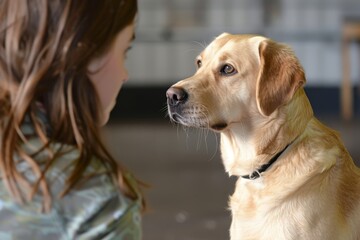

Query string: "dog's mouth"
[[167, 105, 228, 131], [169, 112, 187, 125], [167, 106, 208, 128], [211, 123, 228, 131]]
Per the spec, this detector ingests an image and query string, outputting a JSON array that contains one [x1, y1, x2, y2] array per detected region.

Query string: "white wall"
[[126, 0, 360, 87]]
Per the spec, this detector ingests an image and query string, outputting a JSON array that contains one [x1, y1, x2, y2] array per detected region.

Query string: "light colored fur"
[[167, 33, 360, 240]]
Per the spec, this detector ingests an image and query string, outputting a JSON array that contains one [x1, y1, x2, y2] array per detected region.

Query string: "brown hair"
[[0, 0, 139, 212]]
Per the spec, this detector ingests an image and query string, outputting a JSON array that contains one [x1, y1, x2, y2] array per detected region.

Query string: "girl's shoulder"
[[0, 138, 142, 239]]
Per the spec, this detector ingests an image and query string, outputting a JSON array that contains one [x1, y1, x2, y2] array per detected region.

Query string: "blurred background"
[[104, 0, 360, 239]]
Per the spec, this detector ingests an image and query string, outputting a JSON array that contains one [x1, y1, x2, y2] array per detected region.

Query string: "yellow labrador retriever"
[[166, 33, 360, 240]]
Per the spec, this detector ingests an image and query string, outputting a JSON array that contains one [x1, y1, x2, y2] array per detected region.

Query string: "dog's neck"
[[220, 89, 313, 177], [240, 142, 292, 180]]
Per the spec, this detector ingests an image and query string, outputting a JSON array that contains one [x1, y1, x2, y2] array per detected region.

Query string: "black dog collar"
[[241, 143, 291, 180]]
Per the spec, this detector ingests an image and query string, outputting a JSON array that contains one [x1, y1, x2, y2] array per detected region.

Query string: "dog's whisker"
[[209, 131, 220, 161], [192, 40, 208, 50], [175, 122, 183, 142], [181, 125, 192, 151], [200, 128, 208, 153], [160, 105, 169, 115], [197, 128, 206, 151], [199, 112, 210, 152]]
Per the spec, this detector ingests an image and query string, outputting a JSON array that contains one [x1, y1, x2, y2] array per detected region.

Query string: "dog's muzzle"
[[166, 86, 226, 130], [166, 87, 188, 121]]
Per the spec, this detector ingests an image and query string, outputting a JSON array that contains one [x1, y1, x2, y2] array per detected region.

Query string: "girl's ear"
[[256, 39, 306, 116], [87, 53, 109, 74]]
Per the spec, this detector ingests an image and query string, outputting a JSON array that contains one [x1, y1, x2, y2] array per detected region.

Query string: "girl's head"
[[1, 0, 137, 135], [0, 0, 139, 209]]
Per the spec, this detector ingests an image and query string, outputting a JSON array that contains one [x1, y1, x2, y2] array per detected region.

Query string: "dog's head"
[[166, 33, 306, 132]]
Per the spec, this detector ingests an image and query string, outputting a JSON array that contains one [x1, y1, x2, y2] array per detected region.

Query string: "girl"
[[0, 0, 144, 239]]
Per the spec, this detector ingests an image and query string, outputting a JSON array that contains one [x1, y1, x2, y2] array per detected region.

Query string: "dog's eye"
[[196, 59, 202, 68], [220, 64, 237, 76]]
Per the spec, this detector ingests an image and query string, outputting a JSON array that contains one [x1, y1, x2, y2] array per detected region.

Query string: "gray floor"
[[103, 115, 360, 240]]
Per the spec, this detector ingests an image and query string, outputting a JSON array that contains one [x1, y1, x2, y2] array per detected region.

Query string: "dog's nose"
[[166, 87, 188, 106]]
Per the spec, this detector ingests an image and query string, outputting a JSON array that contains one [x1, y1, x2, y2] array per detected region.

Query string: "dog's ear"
[[256, 39, 306, 116]]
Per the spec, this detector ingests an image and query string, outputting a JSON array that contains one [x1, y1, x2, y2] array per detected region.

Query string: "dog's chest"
[[228, 179, 344, 240], [229, 193, 310, 240]]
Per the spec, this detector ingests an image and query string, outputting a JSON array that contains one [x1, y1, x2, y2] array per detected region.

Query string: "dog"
[[166, 33, 360, 240]]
